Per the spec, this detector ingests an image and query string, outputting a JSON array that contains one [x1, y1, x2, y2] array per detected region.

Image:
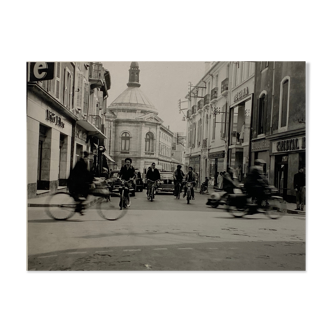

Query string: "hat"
[[83, 151, 90, 158]]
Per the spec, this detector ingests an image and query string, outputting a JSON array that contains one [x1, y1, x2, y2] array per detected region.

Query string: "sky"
[[102, 61, 206, 133]]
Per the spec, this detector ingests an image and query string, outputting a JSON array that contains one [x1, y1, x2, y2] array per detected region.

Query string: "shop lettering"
[[29, 62, 55, 81], [277, 138, 299, 152], [46, 109, 65, 128], [234, 87, 249, 102]]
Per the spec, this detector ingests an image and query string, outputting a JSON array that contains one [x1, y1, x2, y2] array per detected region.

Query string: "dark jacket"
[[146, 168, 161, 181], [185, 172, 196, 183], [174, 169, 185, 181], [119, 165, 136, 181], [245, 166, 269, 190], [222, 172, 237, 193], [294, 172, 305, 189]]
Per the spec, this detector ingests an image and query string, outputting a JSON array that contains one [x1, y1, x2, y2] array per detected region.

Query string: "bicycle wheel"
[[46, 192, 76, 220], [265, 198, 286, 219], [97, 195, 127, 220]]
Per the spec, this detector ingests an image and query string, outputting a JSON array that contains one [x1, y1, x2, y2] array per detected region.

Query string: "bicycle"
[[184, 181, 195, 204], [45, 185, 127, 221], [118, 179, 134, 209], [147, 179, 158, 201]]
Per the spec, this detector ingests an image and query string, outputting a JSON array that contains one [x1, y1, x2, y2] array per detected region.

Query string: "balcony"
[[211, 87, 218, 101], [221, 78, 229, 96], [192, 105, 197, 115], [204, 94, 210, 106], [198, 99, 204, 110], [89, 115, 102, 131]]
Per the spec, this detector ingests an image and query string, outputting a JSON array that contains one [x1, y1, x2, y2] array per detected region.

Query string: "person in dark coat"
[[67, 151, 94, 213], [294, 168, 305, 211], [146, 162, 161, 197]]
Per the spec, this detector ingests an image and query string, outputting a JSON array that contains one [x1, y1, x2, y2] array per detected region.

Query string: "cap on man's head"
[[83, 151, 90, 158], [177, 165, 182, 168], [125, 158, 132, 163]]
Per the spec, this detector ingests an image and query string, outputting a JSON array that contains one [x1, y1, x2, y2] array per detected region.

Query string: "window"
[[121, 132, 130, 151], [215, 74, 218, 88], [63, 67, 73, 109], [76, 72, 84, 110], [279, 77, 290, 128], [220, 104, 226, 138], [55, 62, 61, 100], [260, 62, 269, 71], [212, 114, 216, 140], [242, 62, 249, 81], [258, 93, 267, 135], [145, 132, 154, 152]]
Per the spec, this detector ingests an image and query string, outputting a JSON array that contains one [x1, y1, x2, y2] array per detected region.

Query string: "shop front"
[[189, 155, 201, 185], [270, 135, 306, 202], [208, 151, 225, 185], [251, 138, 270, 179]]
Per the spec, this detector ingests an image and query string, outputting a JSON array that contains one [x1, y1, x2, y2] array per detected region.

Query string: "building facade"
[[27, 62, 110, 198], [251, 62, 306, 201], [106, 62, 174, 173]]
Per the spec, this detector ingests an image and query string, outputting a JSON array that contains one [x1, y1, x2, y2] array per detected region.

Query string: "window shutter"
[[264, 94, 268, 134], [55, 62, 61, 100], [70, 72, 73, 110], [63, 68, 68, 107], [257, 98, 260, 134], [83, 82, 89, 115]]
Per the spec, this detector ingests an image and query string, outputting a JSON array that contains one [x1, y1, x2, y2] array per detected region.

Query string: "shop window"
[[121, 132, 130, 152]]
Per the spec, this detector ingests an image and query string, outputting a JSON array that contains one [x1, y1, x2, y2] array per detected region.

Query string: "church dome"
[[108, 62, 158, 113], [109, 86, 157, 112]]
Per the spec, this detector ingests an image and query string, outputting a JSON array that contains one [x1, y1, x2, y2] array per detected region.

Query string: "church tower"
[[127, 62, 141, 87]]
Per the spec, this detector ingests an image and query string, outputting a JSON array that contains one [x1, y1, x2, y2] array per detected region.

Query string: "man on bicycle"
[[183, 167, 196, 199], [146, 162, 161, 198], [173, 164, 185, 197], [118, 158, 136, 207]]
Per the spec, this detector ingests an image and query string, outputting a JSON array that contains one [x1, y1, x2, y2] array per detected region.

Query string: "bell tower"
[[127, 62, 141, 87]]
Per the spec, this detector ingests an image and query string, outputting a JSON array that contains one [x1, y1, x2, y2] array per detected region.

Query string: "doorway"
[[275, 155, 288, 199]]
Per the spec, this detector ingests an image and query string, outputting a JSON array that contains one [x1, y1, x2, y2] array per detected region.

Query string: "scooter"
[[226, 185, 286, 219], [206, 185, 244, 208]]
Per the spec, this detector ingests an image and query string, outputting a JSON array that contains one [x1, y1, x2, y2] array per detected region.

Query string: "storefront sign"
[[29, 62, 55, 81], [46, 109, 64, 128], [272, 136, 305, 153], [234, 87, 249, 102], [208, 151, 225, 159], [251, 139, 270, 152]]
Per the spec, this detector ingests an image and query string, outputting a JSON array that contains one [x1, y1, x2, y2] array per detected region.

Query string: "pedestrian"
[[217, 171, 223, 189], [294, 167, 305, 211]]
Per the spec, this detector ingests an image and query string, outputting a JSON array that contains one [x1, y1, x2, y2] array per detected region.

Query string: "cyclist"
[[183, 167, 196, 199], [146, 162, 161, 198], [173, 165, 185, 197], [118, 157, 136, 207], [244, 159, 269, 208], [67, 151, 94, 214]]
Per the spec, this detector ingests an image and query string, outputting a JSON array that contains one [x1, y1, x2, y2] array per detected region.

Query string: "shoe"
[[192, 197, 195, 200], [127, 201, 131, 207]]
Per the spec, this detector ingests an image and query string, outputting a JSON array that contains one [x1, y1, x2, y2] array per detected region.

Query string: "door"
[[275, 155, 288, 199]]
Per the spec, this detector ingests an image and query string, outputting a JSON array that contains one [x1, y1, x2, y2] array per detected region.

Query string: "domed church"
[[105, 62, 174, 173]]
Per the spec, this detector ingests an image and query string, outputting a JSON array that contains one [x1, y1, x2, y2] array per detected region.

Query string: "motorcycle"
[[206, 184, 244, 208], [147, 179, 159, 201], [225, 185, 286, 219], [185, 181, 195, 204]]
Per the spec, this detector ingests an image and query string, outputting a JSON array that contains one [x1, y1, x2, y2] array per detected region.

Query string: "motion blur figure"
[[294, 168, 305, 211], [222, 168, 238, 194]]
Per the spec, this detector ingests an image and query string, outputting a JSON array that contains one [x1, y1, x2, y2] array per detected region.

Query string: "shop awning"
[[103, 152, 115, 163], [76, 119, 107, 139]]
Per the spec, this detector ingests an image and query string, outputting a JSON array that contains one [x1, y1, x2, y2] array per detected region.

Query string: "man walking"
[[294, 168, 305, 211]]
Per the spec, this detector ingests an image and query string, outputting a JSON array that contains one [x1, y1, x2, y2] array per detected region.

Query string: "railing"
[[204, 94, 210, 105], [211, 87, 218, 100]]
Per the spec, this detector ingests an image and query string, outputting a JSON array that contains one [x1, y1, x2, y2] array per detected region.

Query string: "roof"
[[108, 87, 157, 112]]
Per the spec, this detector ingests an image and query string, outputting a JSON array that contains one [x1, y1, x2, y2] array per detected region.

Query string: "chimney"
[[205, 62, 211, 73]]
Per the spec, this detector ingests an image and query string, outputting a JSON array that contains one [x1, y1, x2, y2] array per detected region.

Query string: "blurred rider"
[[222, 167, 238, 194], [183, 167, 196, 199], [244, 159, 269, 207]]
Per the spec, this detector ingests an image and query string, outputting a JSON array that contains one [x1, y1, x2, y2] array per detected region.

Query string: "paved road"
[[27, 191, 306, 271]]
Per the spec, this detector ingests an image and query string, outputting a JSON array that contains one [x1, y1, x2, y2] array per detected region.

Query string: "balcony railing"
[[89, 115, 102, 130], [198, 99, 204, 110], [211, 87, 218, 100], [204, 94, 210, 105]]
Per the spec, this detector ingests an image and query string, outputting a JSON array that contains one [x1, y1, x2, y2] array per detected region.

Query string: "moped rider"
[[183, 167, 196, 199], [118, 157, 136, 207], [244, 159, 269, 208]]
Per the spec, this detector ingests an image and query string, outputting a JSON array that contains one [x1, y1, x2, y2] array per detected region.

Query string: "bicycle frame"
[[147, 179, 158, 200]]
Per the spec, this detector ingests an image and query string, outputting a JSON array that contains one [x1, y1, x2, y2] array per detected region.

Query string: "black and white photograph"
[[26, 61, 306, 271]]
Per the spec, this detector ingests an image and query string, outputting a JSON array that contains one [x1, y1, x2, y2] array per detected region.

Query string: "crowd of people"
[[67, 151, 305, 211]]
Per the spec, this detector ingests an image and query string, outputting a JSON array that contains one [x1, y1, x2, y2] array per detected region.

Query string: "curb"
[[287, 209, 306, 215]]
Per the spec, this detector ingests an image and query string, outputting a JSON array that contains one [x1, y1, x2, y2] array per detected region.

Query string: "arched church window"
[[145, 132, 154, 152], [121, 132, 130, 152]]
